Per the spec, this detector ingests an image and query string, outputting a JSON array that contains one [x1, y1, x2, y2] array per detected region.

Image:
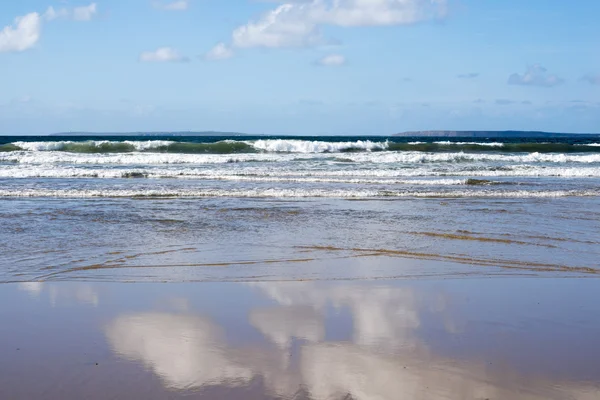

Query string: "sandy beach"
[[1, 195, 600, 399], [1, 279, 599, 399]]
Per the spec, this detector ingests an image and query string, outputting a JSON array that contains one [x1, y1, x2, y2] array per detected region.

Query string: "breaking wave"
[[3, 139, 600, 154], [3, 151, 600, 165], [0, 188, 597, 199], [5, 164, 600, 180]]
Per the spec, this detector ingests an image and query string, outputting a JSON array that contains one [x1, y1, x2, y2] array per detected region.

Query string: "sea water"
[[1, 135, 599, 282]]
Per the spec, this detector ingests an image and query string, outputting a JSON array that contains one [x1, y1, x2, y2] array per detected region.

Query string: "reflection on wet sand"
[[103, 282, 600, 399], [106, 314, 253, 390], [250, 306, 324, 350], [18, 281, 99, 306]]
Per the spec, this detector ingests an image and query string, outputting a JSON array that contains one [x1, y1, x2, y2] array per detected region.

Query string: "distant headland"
[[50, 131, 250, 137], [393, 130, 599, 138]]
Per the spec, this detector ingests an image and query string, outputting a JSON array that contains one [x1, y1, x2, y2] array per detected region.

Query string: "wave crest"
[[249, 139, 388, 153], [0, 188, 596, 199], [4, 139, 600, 155]]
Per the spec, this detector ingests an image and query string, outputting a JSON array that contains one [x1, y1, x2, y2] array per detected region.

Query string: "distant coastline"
[[49, 131, 250, 137], [34, 129, 599, 138], [394, 130, 599, 138]]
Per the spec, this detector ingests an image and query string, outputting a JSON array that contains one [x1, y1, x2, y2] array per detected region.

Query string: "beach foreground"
[[2, 136, 600, 398], [2, 279, 600, 399]]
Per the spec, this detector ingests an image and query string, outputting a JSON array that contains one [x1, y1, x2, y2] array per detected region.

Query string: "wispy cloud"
[[316, 54, 345, 67], [457, 73, 479, 79], [139, 47, 189, 63], [73, 3, 98, 21], [581, 73, 600, 85], [44, 7, 69, 21], [205, 43, 234, 61], [154, 0, 189, 11], [44, 3, 98, 21], [508, 64, 564, 87]]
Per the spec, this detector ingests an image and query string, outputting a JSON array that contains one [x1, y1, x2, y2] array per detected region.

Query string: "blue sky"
[[0, 0, 599, 135]]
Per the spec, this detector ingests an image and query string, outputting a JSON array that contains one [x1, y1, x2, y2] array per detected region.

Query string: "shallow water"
[[1, 279, 600, 399], [1, 196, 599, 282]]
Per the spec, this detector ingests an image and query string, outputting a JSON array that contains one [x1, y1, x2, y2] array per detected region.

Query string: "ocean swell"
[[5, 139, 600, 154]]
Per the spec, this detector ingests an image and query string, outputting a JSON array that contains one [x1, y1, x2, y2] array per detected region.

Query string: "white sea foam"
[[0, 166, 477, 185], [260, 166, 600, 178], [2, 164, 600, 180], [249, 139, 388, 153], [4, 150, 600, 165], [433, 141, 505, 147], [0, 151, 289, 165], [347, 151, 600, 164], [0, 188, 596, 199]]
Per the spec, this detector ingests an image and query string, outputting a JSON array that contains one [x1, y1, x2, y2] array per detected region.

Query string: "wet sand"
[[1, 196, 600, 398], [2, 279, 600, 399]]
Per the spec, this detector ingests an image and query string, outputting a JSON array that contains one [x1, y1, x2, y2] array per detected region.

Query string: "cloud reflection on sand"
[[18, 282, 99, 306], [104, 282, 600, 399], [106, 313, 253, 389], [250, 306, 324, 350], [249, 283, 422, 349]]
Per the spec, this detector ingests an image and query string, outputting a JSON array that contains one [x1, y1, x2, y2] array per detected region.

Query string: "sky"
[[0, 0, 599, 135]]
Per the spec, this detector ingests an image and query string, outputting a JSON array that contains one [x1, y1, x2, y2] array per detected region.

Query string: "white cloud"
[[44, 6, 69, 21], [44, 3, 98, 22], [73, 3, 98, 21], [139, 47, 189, 62], [205, 42, 234, 60], [0, 12, 42, 53], [508, 64, 564, 87], [232, 4, 321, 48], [316, 53, 345, 66], [317, 0, 448, 27], [165, 0, 189, 10], [154, 0, 190, 11], [230, 0, 447, 49]]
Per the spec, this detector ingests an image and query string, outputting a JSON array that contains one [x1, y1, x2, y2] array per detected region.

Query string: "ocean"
[[1, 135, 599, 282]]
